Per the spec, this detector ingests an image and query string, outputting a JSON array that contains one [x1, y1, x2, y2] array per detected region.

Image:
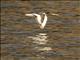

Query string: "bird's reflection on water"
[[28, 33, 48, 45], [28, 33, 52, 51]]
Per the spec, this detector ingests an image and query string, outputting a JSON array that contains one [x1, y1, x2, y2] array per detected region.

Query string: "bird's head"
[[42, 12, 50, 15], [43, 13, 46, 14]]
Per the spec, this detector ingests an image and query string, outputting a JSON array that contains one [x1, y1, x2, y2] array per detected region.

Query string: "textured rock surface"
[[1, 1, 80, 60]]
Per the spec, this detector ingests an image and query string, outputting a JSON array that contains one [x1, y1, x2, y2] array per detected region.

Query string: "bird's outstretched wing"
[[25, 13, 42, 25], [33, 14, 42, 25]]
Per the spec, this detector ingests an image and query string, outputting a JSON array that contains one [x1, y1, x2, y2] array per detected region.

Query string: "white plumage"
[[25, 13, 42, 25], [51, 13, 59, 16], [40, 13, 47, 29]]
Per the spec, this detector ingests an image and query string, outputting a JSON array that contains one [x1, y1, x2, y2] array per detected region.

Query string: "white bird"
[[25, 13, 48, 29], [25, 13, 59, 29]]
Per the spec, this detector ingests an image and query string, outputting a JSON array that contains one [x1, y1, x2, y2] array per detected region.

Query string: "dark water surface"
[[1, 1, 80, 60]]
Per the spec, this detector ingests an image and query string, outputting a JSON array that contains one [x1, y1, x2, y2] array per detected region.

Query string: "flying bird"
[[25, 12, 59, 29], [25, 13, 48, 29]]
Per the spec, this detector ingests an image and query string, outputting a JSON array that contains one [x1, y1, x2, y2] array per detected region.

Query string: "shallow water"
[[1, 1, 80, 60]]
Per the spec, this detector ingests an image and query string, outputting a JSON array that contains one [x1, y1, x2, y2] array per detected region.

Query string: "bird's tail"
[[40, 25, 44, 29]]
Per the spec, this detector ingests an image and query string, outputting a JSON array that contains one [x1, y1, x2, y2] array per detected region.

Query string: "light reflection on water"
[[28, 33, 52, 51]]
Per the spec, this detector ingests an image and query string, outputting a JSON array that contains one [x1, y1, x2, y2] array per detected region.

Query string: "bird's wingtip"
[[51, 13, 60, 16], [25, 14, 28, 16], [25, 14, 33, 16]]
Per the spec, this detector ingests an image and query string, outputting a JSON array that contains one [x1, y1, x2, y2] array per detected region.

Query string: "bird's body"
[[40, 13, 47, 29]]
